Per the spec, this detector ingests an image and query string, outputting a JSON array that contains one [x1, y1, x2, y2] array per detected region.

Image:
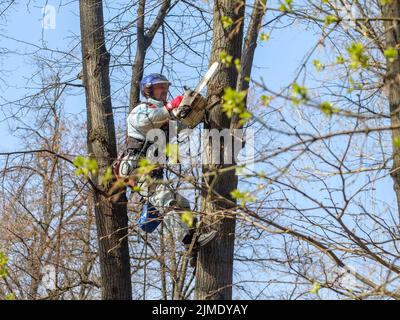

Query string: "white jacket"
[[127, 98, 171, 141]]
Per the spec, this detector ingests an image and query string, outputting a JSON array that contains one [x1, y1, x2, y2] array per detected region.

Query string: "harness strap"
[[125, 136, 163, 179]]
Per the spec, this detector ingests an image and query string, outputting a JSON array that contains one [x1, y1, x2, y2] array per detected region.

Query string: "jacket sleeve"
[[128, 104, 170, 135]]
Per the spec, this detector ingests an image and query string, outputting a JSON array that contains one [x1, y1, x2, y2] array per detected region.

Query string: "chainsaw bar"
[[176, 62, 219, 128], [193, 61, 219, 96]]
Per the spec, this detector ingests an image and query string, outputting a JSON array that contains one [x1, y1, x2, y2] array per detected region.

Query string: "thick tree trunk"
[[79, 0, 132, 300], [384, 1, 400, 221], [195, 0, 245, 300]]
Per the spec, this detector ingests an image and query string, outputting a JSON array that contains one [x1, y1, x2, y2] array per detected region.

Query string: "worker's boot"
[[196, 230, 217, 247]]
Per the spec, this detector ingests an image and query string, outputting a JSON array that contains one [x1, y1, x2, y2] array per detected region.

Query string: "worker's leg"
[[135, 175, 216, 268], [131, 166, 188, 233], [148, 183, 192, 242], [151, 184, 215, 238]]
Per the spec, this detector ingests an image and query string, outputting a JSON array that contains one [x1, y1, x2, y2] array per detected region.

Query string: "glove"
[[165, 95, 183, 111]]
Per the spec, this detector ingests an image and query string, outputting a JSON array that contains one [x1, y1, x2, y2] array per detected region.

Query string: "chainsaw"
[[174, 62, 219, 128]]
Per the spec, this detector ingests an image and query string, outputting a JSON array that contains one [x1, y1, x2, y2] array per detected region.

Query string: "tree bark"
[[233, 0, 266, 129], [384, 0, 400, 221], [195, 0, 245, 300], [236, 0, 266, 93], [79, 0, 132, 300]]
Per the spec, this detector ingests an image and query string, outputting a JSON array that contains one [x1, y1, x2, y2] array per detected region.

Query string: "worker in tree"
[[120, 73, 216, 267]]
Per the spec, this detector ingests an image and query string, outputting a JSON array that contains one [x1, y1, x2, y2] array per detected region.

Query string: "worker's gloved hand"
[[165, 96, 183, 111], [166, 95, 192, 119], [173, 89, 196, 119]]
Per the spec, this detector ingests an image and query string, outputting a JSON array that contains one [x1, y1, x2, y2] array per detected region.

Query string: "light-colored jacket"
[[127, 98, 171, 141]]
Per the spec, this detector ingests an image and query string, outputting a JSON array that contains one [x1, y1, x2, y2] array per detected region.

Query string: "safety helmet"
[[140, 73, 171, 98]]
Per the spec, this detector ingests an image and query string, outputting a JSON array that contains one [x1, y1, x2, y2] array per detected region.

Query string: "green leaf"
[[4, 293, 15, 300], [292, 83, 308, 98], [239, 111, 252, 125], [336, 55, 345, 64], [234, 58, 241, 72], [87, 158, 98, 176], [384, 47, 398, 63], [285, 0, 293, 8], [319, 101, 338, 116], [219, 51, 233, 67], [222, 87, 251, 124], [0, 251, 8, 279], [222, 16, 233, 29], [101, 167, 113, 187], [73, 155, 86, 168], [260, 95, 271, 107], [324, 15, 339, 26], [279, 0, 293, 11], [260, 32, 270, 42], [347, 42, 369, 69], [74, 156, 98, 178], [380, 0, 393, 5], [181, 211, 195, 228], [312, 59, 324, 72], [136, 158, 157, 176], [231, 189, 243, 199], [230, 189, 256, 207], [291, 82, 308, 105], [81, 167, 89, 177], [310, 282, 321, 295], [75, 168, 83, 176]]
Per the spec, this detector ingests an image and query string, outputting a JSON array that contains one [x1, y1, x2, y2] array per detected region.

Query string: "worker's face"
[[152, 83, 169, 102]]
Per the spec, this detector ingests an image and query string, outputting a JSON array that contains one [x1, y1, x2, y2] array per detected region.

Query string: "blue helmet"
[[140, 73, 171, 98]]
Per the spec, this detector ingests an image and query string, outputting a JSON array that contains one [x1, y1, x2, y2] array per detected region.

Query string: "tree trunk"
[[383, 0, 400, 221], [79, 0, 132, 300], [195, 0, 245, 300], [236, 0, 266, 93], [233, 0, 266, 129]]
